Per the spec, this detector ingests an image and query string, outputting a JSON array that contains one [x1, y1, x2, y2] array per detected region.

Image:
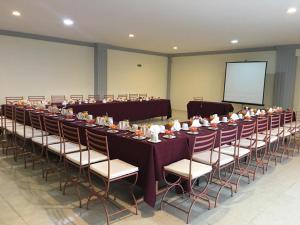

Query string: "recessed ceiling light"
[[63, 18, 74, 26], [230, 39, 239, 44], [287, 7, 297, 14], [12, 11, 21, 16], [128, 34, 135, 38], [173, 46, 178, 50]]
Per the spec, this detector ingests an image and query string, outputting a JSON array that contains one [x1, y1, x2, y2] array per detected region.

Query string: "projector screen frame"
[[222, 60, 268, 106]]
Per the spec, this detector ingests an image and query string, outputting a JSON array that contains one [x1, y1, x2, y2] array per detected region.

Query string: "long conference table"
[[187, 101, 234, 118], [66, 99, 172, 122], [2, 104, 292, 207]]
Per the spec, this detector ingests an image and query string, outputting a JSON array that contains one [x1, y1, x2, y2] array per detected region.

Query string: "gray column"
[[94, 44, 108, 97], [273, 47, 297, 108], [166, 56, 172, 99]]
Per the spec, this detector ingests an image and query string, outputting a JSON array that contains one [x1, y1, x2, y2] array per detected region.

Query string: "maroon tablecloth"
[[187, 101, 234, 118], [66, 99, 172, 122]]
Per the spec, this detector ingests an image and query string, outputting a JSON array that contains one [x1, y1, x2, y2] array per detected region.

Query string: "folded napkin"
[[230, 113, 239, 120], [150, 125, 161, 134], [172, 120, 181, 131], [102, 99, 107, 103], [256, 109, 261, 116], [211, 117, 220, 124], [245, 111, 251, 117], [268, 108, 273, 113], [191, 119, 201, 127], [62, 100, 67, 106]]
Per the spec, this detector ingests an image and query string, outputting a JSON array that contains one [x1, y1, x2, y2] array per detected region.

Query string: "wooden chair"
[[51, 95, 65, 104], [28, 96, 45, 104], [161, 132, 216, 224], [88, 95, 101, 101], [118, 94, 128, 100], [6, 96, 23, 105], [193, 128, 237, 207], [70, 95, 84, 101], [129, 94, 138, 100], [104, 95, 114, 100], [193, 97, 203, 101], [86, 130, 138, 225]]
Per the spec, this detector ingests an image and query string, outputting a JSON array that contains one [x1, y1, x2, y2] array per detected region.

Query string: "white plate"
[[208, 127, 218, 130], [107, 129, 119, 133], [244, 119, 253, 122], [181, 128, 189, 131], [132, 136, 146, 140], [162, 135, 176, 139], [228, 123, 237, 126], [147, 139, 162, 143], [187, 131, 199, 135], [47, 114, 58, 117], [85, 124, 97, 127], [65, 119, 75, 121], [202, 124, 210, 127]]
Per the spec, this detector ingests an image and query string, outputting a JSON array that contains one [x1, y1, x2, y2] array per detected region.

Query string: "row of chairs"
[[0, 105, 138, 225], [161, 111, 300, 223], [5, 93, 148, 105]]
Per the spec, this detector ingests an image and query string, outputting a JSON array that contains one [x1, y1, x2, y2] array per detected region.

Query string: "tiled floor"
[[1, 111, 300, 225]]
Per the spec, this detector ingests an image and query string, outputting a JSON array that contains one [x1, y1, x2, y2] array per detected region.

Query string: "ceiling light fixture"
[[173, 46, 178, 50], [287, 7, 297, 14], [63, 18, 74, 26], [230, 39, 239, 44], [12, 11, 21, 16], [128, 34, 135, 38]]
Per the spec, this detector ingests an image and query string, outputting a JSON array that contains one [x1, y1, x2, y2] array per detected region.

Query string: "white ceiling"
[[1, 0, 300, 53]]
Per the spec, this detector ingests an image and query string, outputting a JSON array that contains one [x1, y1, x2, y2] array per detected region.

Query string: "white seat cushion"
[[164, 159, 212, 179], [217, 144, 250, 157], [271, 128, 290, 137], [48, 142, 86, 154], [16, 126, 43, 139], [90, 159, 138, 180], [66, 150, 107, 165], [32, 135, 61, 146], [254, 133, 267, 141], [192, 150, 234, 166]]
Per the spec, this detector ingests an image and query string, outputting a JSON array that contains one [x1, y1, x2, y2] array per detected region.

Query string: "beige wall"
[[170, 51, 277, 111], [293, 55, 300, 110], [0, 35, 94, 104], [107, 49, 167, 98]]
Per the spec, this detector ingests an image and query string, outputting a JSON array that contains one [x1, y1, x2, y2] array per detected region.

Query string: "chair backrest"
[[15, 107, 26, 137], [6, 96, 23, 105], [118, 94, 128, 100], [88, 95, 101, 101], [129, 94, 138, 100], [51, 95, 65, 104], [44, 117, 62, 147], [86, 129, 109, 158], [283, 111, 293, 126], [269, 114, 281, 137], [29, 111, 45, 139], [4, 105, 15, 131], [218, 127, 238, 159], [238, 122, 256, 152], [28, 96, 45, 104], [70, 95, 84, 101], [256, 116, 268, 133], [61, 123, 82, 154], [139, 93, 147, 98], [192, 131, 217, 166], [193, 97, 203, 101], [104, 94, 114, 100]]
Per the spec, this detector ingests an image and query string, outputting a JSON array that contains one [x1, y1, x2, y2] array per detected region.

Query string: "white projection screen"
[[223, 61, 267, 105]]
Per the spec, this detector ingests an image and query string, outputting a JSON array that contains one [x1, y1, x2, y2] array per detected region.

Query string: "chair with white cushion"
[[86, 130, 138, 225], [6, 96, 23, 105], [2, 104, 16, 155], [14, 107, 42, 164], [61, 124, 92, 207], [277, 111, 294, 160], [250, 117, 269, 180], [28, 112, 60, 169], [70, 95, 84, 102], [43, 117, 64, 183], [161, 132, 216, 224], [28, 96, 45, 105], [193, 128, 237, 207], [227, 122, 256, 192]]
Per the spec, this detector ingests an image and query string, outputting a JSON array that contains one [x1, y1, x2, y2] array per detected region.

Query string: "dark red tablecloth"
[[187, 101, 234, 118], [66, 99, 172, 122]]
